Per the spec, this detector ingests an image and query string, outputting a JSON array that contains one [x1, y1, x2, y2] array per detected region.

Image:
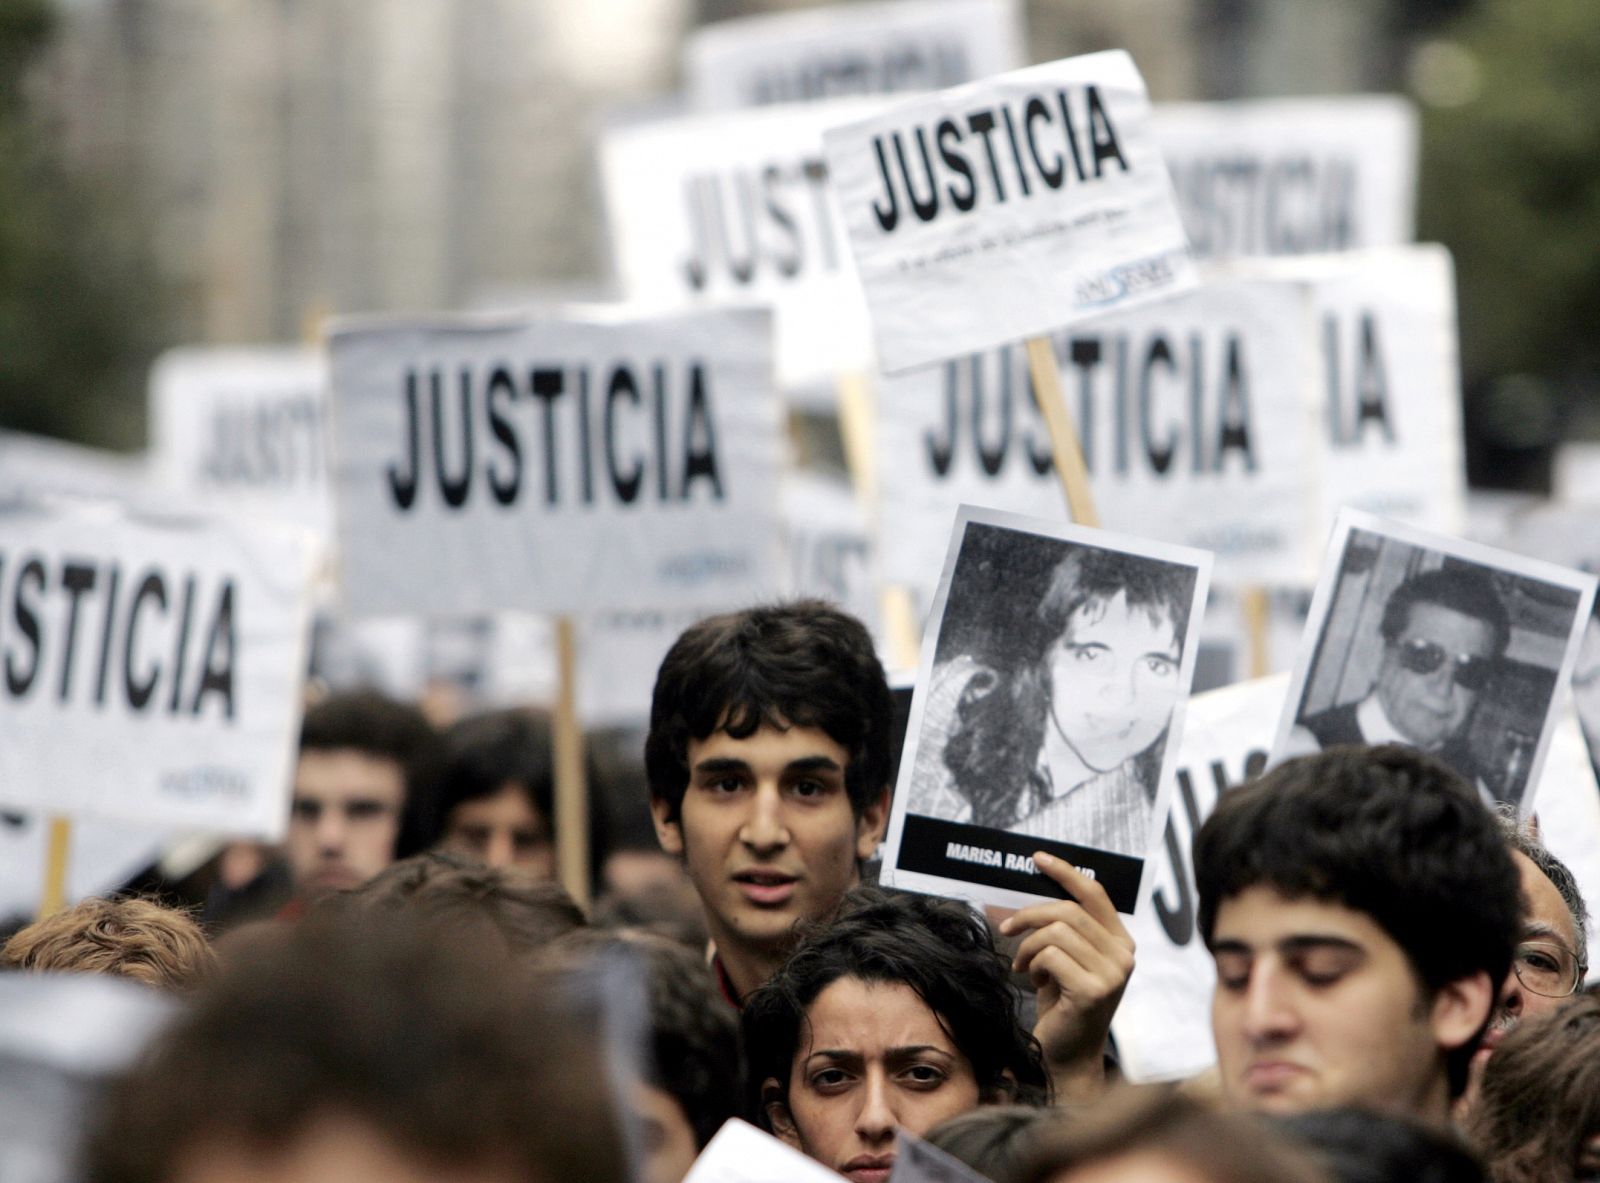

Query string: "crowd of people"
[[4, 599, 1597, 1183]]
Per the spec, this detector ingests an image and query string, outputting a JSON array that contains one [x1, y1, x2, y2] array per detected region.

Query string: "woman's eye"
[[810, 1069, 852, 1091], [901, 1064, 947, 1088], [1144, 655, 1177, 677]]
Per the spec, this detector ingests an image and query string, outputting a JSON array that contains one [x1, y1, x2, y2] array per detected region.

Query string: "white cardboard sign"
[[601, 100, 880, 390], [0, 431, 152, 504], [685, 0, 1025, 111], [783, 470, 882, 643], [875, 273, 1321, 601], [150, 347, 334, 545], [1236, 245, 1466, 540], [1112, 675, 1600, 1083], [1151, 95, 1418, 259], [823, 50, 1197, 374], [327, 307, 784, 617], [0, 500, 314, 839]]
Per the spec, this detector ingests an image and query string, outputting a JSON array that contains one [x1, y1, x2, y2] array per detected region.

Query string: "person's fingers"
[[1028, 943, 1125, 1000], [997, 852, 1130, 943], [1011, 916, 1109, 974], [1002, 894, 1135, 963]]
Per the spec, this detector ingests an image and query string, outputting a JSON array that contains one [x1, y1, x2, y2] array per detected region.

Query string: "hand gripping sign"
[[0, 498, 315, 840], [327, 306, 784, 618]]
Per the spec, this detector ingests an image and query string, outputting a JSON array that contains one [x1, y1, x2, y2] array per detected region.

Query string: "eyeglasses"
[[1510, 939, 1585, 998], [1392, 638, 1498, 691]]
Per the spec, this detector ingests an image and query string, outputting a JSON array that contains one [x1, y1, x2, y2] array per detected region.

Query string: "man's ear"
[[649, 795, 685, 857], [1429, 970, 1495, 1052], [855, 787, 890, 861], [760, 1078, 800, 1148]]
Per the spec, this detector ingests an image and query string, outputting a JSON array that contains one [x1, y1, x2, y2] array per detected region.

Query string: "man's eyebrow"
[[1277, 935, 1364, 956], [785, 755, 843, 774], [1210, 939, 1253, 956], [692, 756, 750, 775]]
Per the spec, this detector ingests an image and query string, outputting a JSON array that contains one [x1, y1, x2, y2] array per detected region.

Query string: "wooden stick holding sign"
[[37, 816, 71, 920], [554, 617, 591, 911], [1242, 586, 1272, 678], [837, 370, 924, 670], [1025, 336, 1100, 528]]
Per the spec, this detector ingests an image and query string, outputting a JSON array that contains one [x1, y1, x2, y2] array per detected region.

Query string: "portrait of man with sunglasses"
[[1288, 567, 1511, 795]]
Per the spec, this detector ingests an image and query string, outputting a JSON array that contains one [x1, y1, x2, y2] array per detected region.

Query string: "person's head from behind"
[[1278, 1107, 1486, 1183], [433, 708, 557, 876], [85, 914, 625, 1183], [1469, 985, 1600, 1183], [1195, 745, 1520, 1123], [924, 1105, 1061, 1183], [742, 887, 1049, 1182], [945, 548, 1191, 828], [1485, 815, 1589, 1051], [330, 851, 586, 960], [1374, 567, 1509, 750], [540, 929, 739, 1183], [289, 689, 441, 897], [645, 601, 893, 993], [1, 896, 215, 992], [1012, 1086, 1331, 1183]]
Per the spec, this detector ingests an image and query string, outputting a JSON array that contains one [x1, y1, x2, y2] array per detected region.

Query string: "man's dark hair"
[[83, 915, 625, 1183], [434, 708, 555, 834], [1380, 567, 1511, 656], [1195, 745, 1522, 1097], [1277, 1107, 1486, 1183], [298, 688, 442, 858], [645, 600, 893, 821], [541, 929, 739, 1150], [327, 850, 586, 957], [741, 887, 1050, 1126]]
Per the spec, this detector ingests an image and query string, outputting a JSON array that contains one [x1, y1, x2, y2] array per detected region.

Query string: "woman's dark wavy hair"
[[740, 887, 1051, 1128], [645, 600, 893, 820], [1469, 985, 1600, 1183], [943, 548, 1193, 827]]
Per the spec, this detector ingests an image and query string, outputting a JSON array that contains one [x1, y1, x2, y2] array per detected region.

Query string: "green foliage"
[[1417, 0, 1600, 390], [0, 0, 165, 450]]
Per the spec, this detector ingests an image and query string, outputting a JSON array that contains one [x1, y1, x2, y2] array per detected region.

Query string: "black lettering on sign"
[[869, 85, 1129, 233], [0, 554, 240, 721], [1324, 310, 1395, 448], [1170, 154, 1360, 258], [924, 346, 1053, 481], [745, 42, 970, 106], [385, 360, 728, 513], [200, 394, 323, 488], [1153, 748, 1270, 947], [681, 157, 842, 291]]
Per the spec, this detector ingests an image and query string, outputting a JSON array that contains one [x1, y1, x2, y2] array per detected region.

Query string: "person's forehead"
[[1213, 885, 1397, 953], [800, 976, 956, 1058], [689, 720, 849, 768], [1067, 590, 1177, 640], [1513, 850, 1580, 949], [1395, 600, 1497, 648], [448, 781, 546, 829], [293, 748, 407, 801]]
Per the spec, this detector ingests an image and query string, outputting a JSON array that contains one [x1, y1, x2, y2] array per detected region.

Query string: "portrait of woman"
[[908, 539, 1196, 859]]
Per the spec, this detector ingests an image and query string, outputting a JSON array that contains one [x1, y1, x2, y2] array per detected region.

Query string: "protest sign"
[[1236, 245, 1466, 539], [1112, 672, 1284, 1082], [1554, 442, 1600, 505], [783, 470, 881, 643], [0, 813, 167, 926], [0, 430, 152, 503], [0, 499, 315, 838], [601, 100, 880, 391], [875, 274, 1322, 604], [1151, 95, 1418, 259], [328, 307, 783, 618], [684, 1119, 844, 1183], [1274, 510, 1597, 812], [150, 347, 333, 544], [685, 0, 1024, 111], [884, 506, 1211, 913], [890, 1130, 992, 1183], [823, 50, 1197, 375], [1112, 675, 1600, 1082]]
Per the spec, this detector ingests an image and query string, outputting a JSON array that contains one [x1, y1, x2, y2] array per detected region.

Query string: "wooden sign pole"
[[1243, 586, 1272, 679], [553, 616, 591, 911], [1024, 336, 1100, 528], [38, 816, 71, 920], [836, 372, 922, 670]]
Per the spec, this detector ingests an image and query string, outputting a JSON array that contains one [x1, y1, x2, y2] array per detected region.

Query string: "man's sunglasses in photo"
[[1392, 638, 1498, 691]]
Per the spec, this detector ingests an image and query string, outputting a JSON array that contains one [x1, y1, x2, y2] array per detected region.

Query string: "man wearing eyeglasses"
[[1289, 567, 1509, 796]]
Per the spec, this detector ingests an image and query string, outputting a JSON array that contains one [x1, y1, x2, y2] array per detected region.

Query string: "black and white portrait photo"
[[882, 506, 1212, 912], [1274, 510, 1598, 810]]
